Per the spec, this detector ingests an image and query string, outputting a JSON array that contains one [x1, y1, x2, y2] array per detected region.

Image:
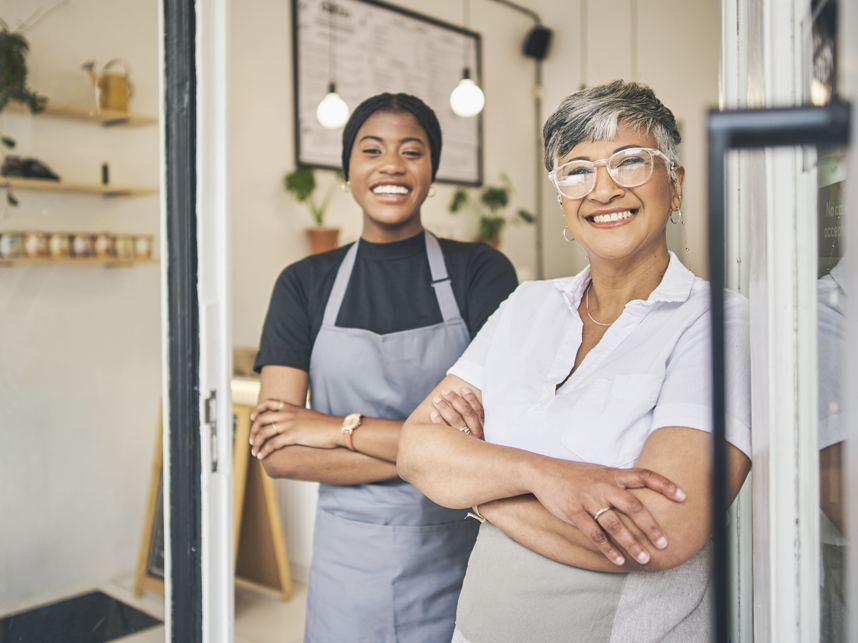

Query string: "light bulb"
[[316, 85, 350, 129], [450, 74, 485, 118]]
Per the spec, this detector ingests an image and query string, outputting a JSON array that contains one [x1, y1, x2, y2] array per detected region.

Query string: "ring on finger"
[[593, 506, 611, 521], [459, 427, 471, 435], [278, 400, 284, 410], [272, 423, 279, 434]]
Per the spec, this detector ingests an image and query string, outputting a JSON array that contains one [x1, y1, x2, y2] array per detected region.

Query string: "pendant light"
[[317, 7, 349, 129], [450, 69, 485, 118], [317, 83, 349, 129], [450, 0, 485, 118]]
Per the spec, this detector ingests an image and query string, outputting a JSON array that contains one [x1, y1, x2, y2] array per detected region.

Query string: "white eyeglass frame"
[[548, 147, 676, 200]]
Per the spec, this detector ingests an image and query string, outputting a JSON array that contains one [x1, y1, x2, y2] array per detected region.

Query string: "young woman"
[[249, 93, 518, 643]]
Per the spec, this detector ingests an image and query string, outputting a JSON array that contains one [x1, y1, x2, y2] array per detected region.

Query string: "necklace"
[[585, 280, 614, 327]]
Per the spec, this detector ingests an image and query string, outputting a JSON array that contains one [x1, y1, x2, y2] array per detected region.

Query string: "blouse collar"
[[554, 251, 696, 314]]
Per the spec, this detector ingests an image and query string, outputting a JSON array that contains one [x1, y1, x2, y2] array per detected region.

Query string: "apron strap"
[[322, 241, 359, 326], [323, 234, 463, 327], [425, 231, 462, 324]]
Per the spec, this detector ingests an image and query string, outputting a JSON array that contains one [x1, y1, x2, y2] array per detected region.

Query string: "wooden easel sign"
[[134, 402, 292, 600]]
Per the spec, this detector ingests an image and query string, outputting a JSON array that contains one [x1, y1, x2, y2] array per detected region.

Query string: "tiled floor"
[[99, 574, 308, 643]]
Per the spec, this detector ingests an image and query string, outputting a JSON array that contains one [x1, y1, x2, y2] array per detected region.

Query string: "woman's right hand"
[[528, 458, 686, 566], [430, 388, 686, 566], [429, 387, 486, 439]]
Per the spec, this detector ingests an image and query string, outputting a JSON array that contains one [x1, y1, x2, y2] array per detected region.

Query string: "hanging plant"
[[1, 7, 56, 207], [0, 22, 47, 135]]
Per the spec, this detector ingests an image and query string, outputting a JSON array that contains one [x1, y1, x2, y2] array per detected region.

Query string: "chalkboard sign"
[[293, 0, 483, 185], [133, 404, 165, 597], [134, 401, 292, 601], [147, 478, 165, 579]]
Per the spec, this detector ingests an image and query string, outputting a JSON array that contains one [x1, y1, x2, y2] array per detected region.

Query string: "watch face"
[[343, 413, 361, 430]]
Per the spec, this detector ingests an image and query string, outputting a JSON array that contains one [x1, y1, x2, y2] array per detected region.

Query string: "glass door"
[[716, 0, 855, 640]]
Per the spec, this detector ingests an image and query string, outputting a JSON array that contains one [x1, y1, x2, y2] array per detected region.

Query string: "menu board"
[[293, 0, 483, 185]]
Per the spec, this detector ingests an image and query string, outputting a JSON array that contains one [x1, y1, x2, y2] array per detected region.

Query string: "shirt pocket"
[[561, 374, 662, 467]]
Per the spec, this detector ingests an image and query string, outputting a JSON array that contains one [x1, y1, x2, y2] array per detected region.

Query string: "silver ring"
[[459, 427, 471, 435], [593, 507, 611, 521], [278, 400, 284, 410], [272, 423, 279, 434]]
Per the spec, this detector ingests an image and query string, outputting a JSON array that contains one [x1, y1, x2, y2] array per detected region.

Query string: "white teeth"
[[592, 210, 633, 223], [372, 185, 409, 195]]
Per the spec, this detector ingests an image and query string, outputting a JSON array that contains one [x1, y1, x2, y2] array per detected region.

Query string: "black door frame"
[[707, 102, 851, 642], [164, 0, 202, 640]]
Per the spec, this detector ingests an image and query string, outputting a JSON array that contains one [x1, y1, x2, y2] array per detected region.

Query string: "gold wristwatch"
[[341, 413, 364, 451]]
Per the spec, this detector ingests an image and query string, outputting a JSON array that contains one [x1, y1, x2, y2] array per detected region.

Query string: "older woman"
[[398, 81, 752, 642], [249, 93, 518, 643]]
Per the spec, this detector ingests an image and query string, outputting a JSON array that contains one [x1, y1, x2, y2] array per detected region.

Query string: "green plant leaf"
[[28, 94, 46, 114], [478, 215, 506, 241], [449, 189, 468, 214], [283, 165, 316, 203], [517, 209, 534, 224], [1, 136, 15, 149], [481, 186, 509, 213], [6, 191, 18, 206], [309, 204, 325, 226]]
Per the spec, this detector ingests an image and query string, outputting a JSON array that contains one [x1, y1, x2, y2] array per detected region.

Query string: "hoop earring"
[[341, 181, 351, 193], [670, 209, 683, 225], [563, 227, 574, 242], [428, 185, 436, 198]]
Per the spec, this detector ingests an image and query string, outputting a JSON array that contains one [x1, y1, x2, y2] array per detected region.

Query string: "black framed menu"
[[292, 0, 483, 185]]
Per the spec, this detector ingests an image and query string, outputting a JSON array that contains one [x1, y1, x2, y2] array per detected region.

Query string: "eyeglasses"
[[548, 147, 675, 200]]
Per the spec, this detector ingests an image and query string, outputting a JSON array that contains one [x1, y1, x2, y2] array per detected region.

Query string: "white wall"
[[229, 0, 721, 581], [0, 0, 160, 613], [534, 0, 721, 280]]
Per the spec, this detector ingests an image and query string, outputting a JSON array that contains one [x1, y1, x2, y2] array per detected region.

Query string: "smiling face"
[[558, 121, 684, 266], [348, 110, 433, 242]]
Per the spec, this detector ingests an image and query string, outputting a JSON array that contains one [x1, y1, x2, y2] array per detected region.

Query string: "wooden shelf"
[[0, 177, 158, 197], [7, 99, 158, 127], [0, 257, 158, 267]]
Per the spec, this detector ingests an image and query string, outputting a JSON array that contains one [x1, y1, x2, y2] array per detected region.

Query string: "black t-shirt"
[[255, 232, 519, 373]]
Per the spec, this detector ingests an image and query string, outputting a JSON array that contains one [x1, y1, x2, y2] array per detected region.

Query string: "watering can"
[[82, 59, 133, 113]]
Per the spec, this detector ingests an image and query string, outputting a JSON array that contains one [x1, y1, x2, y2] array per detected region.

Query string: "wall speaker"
[[523, 25, 552, 60]]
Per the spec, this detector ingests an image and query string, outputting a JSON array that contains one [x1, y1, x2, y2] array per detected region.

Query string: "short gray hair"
[[543, 80, 681, 171]]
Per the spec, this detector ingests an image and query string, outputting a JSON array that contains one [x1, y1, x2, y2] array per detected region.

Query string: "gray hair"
[[543, 80, 681, 171]]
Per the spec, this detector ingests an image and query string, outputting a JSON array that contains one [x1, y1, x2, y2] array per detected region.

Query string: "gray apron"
[[305, 231, 479, 643]]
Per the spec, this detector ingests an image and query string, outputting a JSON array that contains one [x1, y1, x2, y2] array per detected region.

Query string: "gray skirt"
[[453, 523, 713, 643]]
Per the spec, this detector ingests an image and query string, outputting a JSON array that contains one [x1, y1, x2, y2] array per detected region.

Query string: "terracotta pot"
[[478, 236, 501, 249], [305, 227, 340, 255]]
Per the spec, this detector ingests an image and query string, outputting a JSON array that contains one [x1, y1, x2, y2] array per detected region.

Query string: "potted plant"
[[284, 165, 344, 255], [0, 18, 48, 206], [449, 174, 534, 248]]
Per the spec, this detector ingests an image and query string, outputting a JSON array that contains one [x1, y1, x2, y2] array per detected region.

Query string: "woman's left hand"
[[250, 399, 343, 458], [430, 387, 485, 440]]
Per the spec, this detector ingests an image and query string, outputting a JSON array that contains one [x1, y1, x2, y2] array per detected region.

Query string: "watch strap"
[[342, 413, 363, 451]]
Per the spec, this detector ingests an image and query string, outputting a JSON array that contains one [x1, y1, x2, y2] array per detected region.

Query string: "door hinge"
[[205, 390, 218, 473]]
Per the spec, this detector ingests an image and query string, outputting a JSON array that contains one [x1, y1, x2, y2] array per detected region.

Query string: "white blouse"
[[449, 252, 751, 467]]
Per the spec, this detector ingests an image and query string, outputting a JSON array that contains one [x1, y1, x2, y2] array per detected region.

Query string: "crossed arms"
[[397, 374, 751, 573]]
